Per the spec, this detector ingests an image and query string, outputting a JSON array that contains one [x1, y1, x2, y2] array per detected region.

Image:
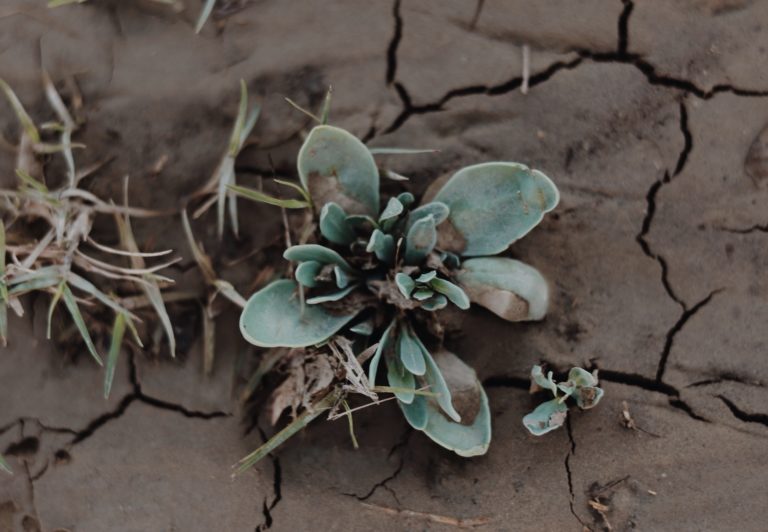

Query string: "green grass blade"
[[195, 0, 217, 34], [229, 80, 248, 156], [143, 279, 176, 358], [0, 219, 7, 303], [0, 303, 7, 348], [202, 306, 215, 375], [15, 168, 48, 193], [8, 276, 60, 296], [239, 105, 261, 147], [273, 179, 311, 204], [48, 0, 87, 6], [213, 280, 246, 308], [368, 147, 439, 155], [0, 453, 11, 475], [0, 78, 39, 143], [104, 312, 126, 399], [233, 393, 336, 475], [61, 283, 103, 366], [66, 272, 136, 318], [319, 86, 332, 125], [228, 184, 309, 209], [46, 281, 65, 339], [341, 399, 359, 449], [283, 97, 320, 123]]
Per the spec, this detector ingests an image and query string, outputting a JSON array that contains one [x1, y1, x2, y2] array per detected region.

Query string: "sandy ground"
[[1, 1, 768, 530]]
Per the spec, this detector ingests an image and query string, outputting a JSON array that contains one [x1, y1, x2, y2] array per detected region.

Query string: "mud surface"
[[2, 1, 768, 530]]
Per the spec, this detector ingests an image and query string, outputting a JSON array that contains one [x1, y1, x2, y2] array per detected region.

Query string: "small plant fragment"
[[523, 365, 604, 435], [0, 76, 178, 398], [235, 93, 560, 470]]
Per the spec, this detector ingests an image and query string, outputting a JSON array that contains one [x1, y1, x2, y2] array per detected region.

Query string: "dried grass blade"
[[181, 209, 216, 283]]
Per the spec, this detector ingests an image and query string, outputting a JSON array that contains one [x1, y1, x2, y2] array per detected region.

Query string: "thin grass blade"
[[195, 0, 217, 33], [104, 312, 126, 399], [233, 392, 336, 475], [61, 283, 103, 366]]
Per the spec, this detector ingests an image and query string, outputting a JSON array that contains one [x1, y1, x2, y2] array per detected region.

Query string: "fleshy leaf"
[[568, 367, 599, 388], [305, 284, 357, 305], [523, 399, 568, 436], [284, 244, 354, 273], [368, 320, 396, 384], [379, 197, 404, 222], [297, 125, 379, 215], [575, 386, 604, 410], [319, 202, 355, 245], [531, 365, 558, 396], [414, 338, 461, 422], [414, 350, 491, 457], [295, 261, 323, 288], [407, 201, 449, 229], [334, 265, 350, 288], [395, 272, 415, 298], [456, 257, 549, 321], [399, 395, 428, 430], [405, 214, 437, 265], [415, 270, 437, 283], [397, 192, 416, 207], [429, 278, 470, 310], [349, 319, 374, 336], [397, 324, 426, 376], [387, 356, 415, 404], [240, 280, 357, 347], [433, 162, 559, 256], [412, 288, 434, 301], [421, 294, 448, 311], [366, 229, 395, 263]]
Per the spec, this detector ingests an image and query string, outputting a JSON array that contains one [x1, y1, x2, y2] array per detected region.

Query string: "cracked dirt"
[[2, 0, 768, 530]]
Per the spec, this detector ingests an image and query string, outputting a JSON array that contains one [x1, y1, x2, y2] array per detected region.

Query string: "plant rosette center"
[[239, 122, 560, 457]]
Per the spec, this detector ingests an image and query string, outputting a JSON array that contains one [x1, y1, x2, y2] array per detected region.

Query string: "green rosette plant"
[[239, 122, 559, 457]]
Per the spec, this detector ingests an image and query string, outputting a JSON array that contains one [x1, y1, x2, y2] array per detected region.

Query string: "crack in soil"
[[717, 395, 768, 428], [343, 429, 410, 503], [385, 0, 402, 85], [655, 290, 720, 383], [65, 352, 228, 448], [254, 424, 282, 532], [564, 418, 589, 529], [617, 0, 634, 55], [635, 100, 692, 311], [382, 1, 768, 136]]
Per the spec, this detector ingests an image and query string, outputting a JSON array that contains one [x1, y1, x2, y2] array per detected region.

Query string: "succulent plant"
[[523, 365, 604, 436], [239, 121, 559, 457]]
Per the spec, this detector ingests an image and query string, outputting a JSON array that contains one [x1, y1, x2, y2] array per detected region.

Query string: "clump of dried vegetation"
[[0, 74, 179, 401]]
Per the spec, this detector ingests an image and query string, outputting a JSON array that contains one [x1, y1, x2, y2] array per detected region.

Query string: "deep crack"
[[385, 0, 402, 84], [617, 0, 634, 55], [255, 425, 283, 532], [717, 396, 768, 428], [655, 290, 719, 383], [564, 418, 588, 529]]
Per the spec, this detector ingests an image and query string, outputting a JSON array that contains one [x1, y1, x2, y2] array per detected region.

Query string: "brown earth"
[[2, 0, 768, 530]]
